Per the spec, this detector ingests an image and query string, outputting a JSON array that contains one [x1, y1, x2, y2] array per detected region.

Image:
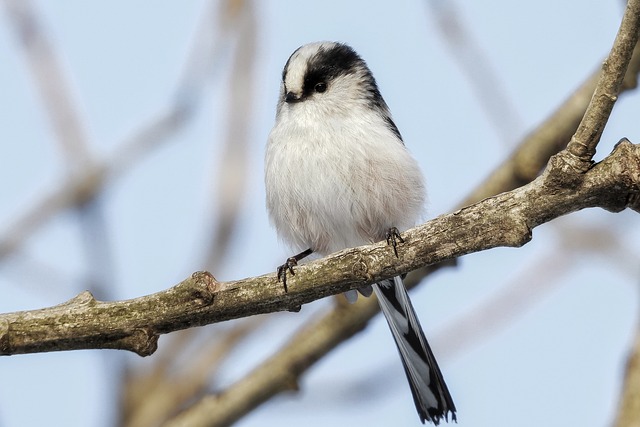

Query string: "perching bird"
[[265, 41, 456, 424]]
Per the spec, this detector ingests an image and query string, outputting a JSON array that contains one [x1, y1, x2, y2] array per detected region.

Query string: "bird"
[[264, 41, 456, 425]]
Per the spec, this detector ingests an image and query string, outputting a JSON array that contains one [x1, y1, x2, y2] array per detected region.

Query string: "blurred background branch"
[[0, 1, 638, 427]]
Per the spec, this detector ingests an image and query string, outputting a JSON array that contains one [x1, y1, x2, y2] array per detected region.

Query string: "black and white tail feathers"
[[373, 276, 457, 425]]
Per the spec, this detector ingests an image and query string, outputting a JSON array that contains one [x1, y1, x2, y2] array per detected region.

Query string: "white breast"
[[265, 102, 425, 256]]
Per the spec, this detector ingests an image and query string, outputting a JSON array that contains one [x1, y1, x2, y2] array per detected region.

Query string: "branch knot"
[[543, 150, 593, 188], [351, 258, 369, 280], [190, 271, 218, 307]]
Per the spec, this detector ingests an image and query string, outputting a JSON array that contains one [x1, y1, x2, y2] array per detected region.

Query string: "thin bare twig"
[[3, 0, 119, 304], [463, 39, 640, 207], [2, 0, 93, 167], [0, 0, 241, 265], [565, 0, 640, 167], [124, 320, 260, 427], [426, 0, 524, 145], [203, 0, 256, 271]]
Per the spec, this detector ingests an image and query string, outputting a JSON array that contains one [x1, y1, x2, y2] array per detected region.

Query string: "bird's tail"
[[373, 276, 456, 425]]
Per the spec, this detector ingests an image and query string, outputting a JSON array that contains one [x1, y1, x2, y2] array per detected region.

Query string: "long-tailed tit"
[[265, 41, 456, 424]]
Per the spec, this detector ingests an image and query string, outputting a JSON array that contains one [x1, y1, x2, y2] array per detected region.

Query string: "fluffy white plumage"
[[266, 42, 425, 254], [265, 41, 456, 424]]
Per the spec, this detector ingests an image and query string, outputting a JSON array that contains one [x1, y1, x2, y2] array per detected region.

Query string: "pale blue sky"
[[1, 1, 639, 426]]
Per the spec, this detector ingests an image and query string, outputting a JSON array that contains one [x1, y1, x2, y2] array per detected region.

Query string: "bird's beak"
[[285, 91, 302, 103]]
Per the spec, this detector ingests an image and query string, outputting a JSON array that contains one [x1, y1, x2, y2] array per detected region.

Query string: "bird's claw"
[[276, 256, 298, 292], [386, 227, 404, 257]]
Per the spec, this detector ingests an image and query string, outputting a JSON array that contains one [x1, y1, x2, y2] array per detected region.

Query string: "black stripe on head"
[[301, 43, 362, 97], [309, 44, 402, 138], [281, 43, 402, 141]]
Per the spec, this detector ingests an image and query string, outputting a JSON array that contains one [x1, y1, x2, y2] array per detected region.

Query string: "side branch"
[[566, 0, 640, 166], [0, 139, 638, 357]]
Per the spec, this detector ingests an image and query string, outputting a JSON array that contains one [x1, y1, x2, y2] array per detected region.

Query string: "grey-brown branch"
[[1, 139, 638, 357]]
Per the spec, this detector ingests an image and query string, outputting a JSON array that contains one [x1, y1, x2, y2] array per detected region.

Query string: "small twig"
[[427, 0, 524, 145], [203, 0, 256, 271], [2, 0, 93, 168], [565, 0, 640, 168], [124, 320, 259, 427], [0, 0, 238, 266], [463, 37, 640, 207]]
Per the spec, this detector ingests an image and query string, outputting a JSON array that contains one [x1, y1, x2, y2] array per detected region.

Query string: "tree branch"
[[3, 0, 93, 167], [178, 5, 640, 422], [1, 4, 639, 427], [465, 6, 640, 206], [0, 0, 244, 263], [0, 138, 638, 357], [463, 38, 640, 205], [167, 138, 640, 427], [565, 0, 640, 167]]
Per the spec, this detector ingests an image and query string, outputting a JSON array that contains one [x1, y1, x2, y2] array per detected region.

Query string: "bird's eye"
[[314, 82, 327, 93]]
